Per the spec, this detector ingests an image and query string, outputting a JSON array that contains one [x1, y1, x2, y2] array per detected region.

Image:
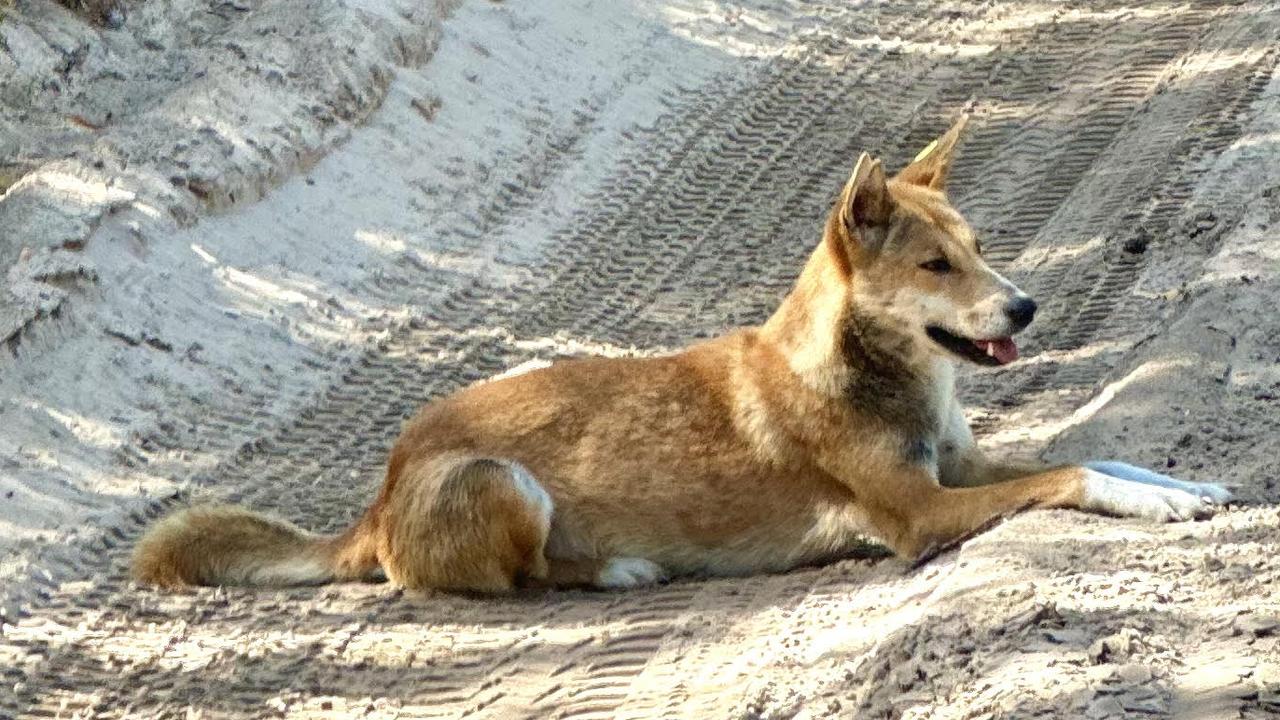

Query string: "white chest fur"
[[923, 359, 970, 479]]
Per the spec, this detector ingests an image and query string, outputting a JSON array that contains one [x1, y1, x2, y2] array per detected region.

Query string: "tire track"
[[970, 19, 1280, 411]]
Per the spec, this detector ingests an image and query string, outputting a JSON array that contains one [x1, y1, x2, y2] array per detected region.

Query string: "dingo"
[[134, 118, 1231, 592]]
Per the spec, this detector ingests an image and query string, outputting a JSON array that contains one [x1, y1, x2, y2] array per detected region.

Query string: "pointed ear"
[[896, 115, 969, 190], [839, 152, 893, 250]]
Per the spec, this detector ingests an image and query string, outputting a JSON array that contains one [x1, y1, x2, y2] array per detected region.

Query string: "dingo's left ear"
[[896, 115, 968, 190], [839, 152, 892, 250]]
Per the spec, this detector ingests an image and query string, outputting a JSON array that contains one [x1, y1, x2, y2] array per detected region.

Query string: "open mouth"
[[926, 326, 1020, 366]]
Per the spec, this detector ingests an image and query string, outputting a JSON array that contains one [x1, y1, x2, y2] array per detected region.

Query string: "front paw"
[[1081, 470, 1217, 522], [1084, 461, 1232, 505]]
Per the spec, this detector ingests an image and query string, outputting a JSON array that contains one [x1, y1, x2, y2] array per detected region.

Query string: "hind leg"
[[378, 455, 552, 592], [538, 556, 668, 590]]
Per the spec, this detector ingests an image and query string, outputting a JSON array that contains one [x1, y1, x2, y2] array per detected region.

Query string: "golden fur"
[[133, 118, 1219, 592]]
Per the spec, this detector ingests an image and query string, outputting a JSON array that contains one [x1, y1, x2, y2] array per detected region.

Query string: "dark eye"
[[919, 258, 952, 273]]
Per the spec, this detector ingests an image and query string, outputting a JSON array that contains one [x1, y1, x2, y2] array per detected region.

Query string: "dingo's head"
[[827, 117, 1035, 367]]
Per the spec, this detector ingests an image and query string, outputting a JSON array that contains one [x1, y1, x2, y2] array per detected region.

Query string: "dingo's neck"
[[759, 236, 947, 434]]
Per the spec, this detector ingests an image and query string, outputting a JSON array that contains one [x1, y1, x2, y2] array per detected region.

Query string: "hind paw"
[[596, 557, 667, 589]]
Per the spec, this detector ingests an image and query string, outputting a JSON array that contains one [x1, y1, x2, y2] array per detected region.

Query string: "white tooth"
[[986, 342, 995, 357]]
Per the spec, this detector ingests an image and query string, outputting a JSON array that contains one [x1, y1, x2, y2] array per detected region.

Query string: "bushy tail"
[[131, 505, 380, 588]]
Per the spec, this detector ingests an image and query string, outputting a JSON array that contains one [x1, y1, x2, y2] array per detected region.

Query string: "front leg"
[[933, 401, 1231, 505], [870, 464, 1220, 563], [943, 446, 1232, 507]]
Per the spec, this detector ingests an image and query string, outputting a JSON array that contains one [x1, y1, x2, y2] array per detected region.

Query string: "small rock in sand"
[[1233, 614, 1280, 638], [1089, 628, 1142, 664], [1086, 695, 1126, 719], [1112, 663, 1152, 684]]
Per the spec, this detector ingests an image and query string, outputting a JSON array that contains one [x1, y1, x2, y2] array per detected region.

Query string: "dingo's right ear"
[[838, 152, 892, 251]]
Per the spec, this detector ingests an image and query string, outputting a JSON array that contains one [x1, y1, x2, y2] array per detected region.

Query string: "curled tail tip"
[[131, 506, 205, 588]]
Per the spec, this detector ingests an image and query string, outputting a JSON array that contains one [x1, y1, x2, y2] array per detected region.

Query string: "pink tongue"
[[977, 338, 1019, 364]]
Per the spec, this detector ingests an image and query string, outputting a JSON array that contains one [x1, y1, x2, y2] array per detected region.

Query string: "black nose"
[[1005, 296, 1037, 330]]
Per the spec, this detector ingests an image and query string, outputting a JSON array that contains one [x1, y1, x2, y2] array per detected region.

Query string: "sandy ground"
[[1, 0, 1278, 717]]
